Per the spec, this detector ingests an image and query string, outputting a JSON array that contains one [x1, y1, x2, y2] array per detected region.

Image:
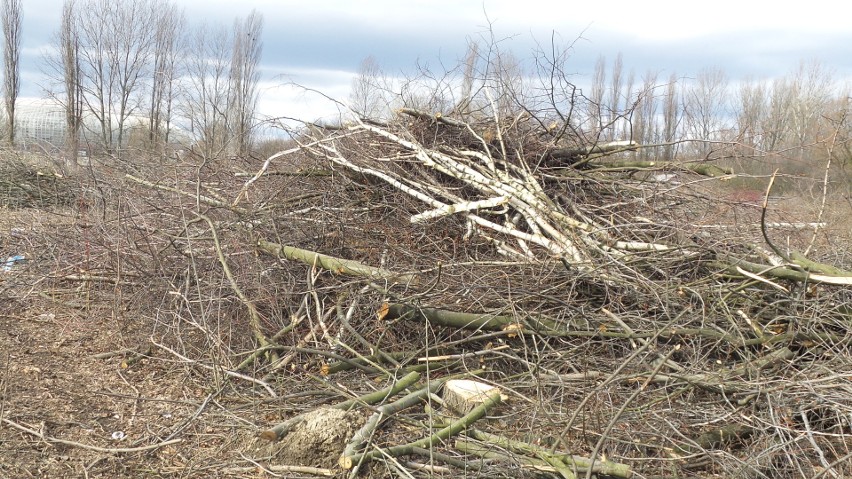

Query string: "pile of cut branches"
[[163, 102, 852, 477], [22, 105, 848, 478], [0, 155, 77, 208]]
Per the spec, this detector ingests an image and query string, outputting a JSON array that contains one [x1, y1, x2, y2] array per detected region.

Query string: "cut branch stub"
[[443, 379, 504, 416]]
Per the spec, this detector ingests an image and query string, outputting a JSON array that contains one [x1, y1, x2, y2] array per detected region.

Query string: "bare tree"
[[623, 68, 635, 145], [588, 55, 606, 137], [736, 77, 767, 150], [528, 35, 584, 145], [1, 0, 22, 145], [607, 53, 624, 141], [181, 22, 233, 158], [762, 76, 795, 153], [455, 40, 479, 119], [661, 73, 679, 160], [228, 9, 263, 157], [349, 55, 386, 120], [41, 0, 81, 167], [148, 0, 184, 151], [74, 0, 159, 153], [491, 49, 525, 119], [682, 67, 729, 155], [60, 0, 82, 168], [787, 60, 834, 160], [632, 70, 658, 158]]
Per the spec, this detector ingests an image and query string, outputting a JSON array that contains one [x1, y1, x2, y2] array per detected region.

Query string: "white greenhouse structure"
[[6, 98, 188, 154]]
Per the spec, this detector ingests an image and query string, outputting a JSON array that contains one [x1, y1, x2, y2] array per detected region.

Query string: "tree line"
[[586, 55, 848, 169], [1, 0, 264, 164]]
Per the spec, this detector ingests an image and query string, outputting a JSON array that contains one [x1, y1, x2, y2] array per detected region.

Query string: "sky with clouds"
[[15, 0, 852, 124]]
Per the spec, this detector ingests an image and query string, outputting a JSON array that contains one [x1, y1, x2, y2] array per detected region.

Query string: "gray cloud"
[[14, 0, 852, 119]]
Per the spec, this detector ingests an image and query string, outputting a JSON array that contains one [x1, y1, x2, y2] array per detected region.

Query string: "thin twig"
[[1, 418, 181, 454]]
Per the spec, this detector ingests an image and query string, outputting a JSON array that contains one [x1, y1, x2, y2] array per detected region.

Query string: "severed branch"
[[459, 429, 633, 478], [125, 173, 248, 215], [339, 375, 455, 469], [715, 255, 852, 286], [150, 338, 277, 397], [454, 439, 565, 475], [379, 302, 563, 335], [382, 303, 842, 347], [343, 390, 502, 468], [197, 213, 270, 350], [671, 423, 756, 457], [233, 133, 342, 206], [583, 158, 732, 177], [789, 250, 852, 277], [257, 238, 418, 285], [221, 464, 335, 477], [546, 140, 638, 164], [648, 347, 794, 395], [410, 196, 509, 223]]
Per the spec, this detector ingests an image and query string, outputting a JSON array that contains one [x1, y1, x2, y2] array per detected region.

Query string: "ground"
[[1, 151, 850, 478]]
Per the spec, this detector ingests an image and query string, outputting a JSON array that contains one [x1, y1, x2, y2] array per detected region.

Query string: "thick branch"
[[257, 238, 418, 285], [463, 429, 632, 478], [381, 302, 563, 334], [339, 375, 456, 469], [716, 256, 852, 286], [546, 140, 638, 163], [343, 391, 502, 468]]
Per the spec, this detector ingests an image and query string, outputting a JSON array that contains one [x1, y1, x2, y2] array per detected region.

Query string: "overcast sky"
[[17, 0, 852, 124]]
